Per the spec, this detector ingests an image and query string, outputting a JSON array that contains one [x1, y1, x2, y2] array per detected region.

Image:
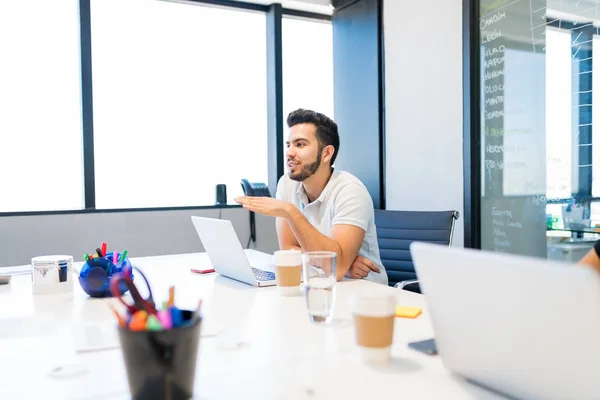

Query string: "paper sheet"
[[72, 321, 120, 353], [0, 314, 58, 339]]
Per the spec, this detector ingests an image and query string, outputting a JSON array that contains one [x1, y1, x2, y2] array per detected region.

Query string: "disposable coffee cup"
[[273, 250, 302, 296], [352, 290, 396, 364]]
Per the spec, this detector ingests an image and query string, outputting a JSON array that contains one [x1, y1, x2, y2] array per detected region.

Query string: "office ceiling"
[[237, 0, 333, 14], [480, 0, 600, 47]]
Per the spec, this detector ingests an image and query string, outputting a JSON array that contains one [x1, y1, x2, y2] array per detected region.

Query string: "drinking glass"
[[302, 251, 337, 324]]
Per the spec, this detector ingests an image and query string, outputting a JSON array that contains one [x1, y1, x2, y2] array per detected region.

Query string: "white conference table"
[[0, 252, 506, 400]]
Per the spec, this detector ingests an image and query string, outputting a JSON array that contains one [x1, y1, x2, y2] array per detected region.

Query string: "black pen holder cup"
[[118, 314, 202, 400]]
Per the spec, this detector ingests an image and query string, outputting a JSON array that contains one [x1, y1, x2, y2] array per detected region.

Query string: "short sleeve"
[[275, 175, 287, 201], [331, 184, 373, 232]]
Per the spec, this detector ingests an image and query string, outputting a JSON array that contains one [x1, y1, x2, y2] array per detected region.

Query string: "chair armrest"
[[397, 279, 421, 294], [394, 279, 420, 290]]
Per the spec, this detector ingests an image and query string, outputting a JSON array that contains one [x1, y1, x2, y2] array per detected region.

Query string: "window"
[[91, 0, 268, 208], [546, 27, 573, 200], [0, 0, 84, 212], [282, 17, 334, 150], [592, 34, 600, 196]]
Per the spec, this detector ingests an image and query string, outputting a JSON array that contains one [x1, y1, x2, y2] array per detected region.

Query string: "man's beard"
[[289, 150, 322, 182]]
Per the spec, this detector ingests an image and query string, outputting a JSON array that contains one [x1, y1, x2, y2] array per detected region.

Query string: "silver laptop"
[[410, 242, 600, 400], [191, 216, 276, 286]]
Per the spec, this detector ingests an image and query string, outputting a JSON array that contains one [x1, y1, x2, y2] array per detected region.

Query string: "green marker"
[[146, 314, 162, 331], [119, 250, 128, 263]]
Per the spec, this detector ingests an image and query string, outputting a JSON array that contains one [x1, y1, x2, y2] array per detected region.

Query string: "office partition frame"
[[463, 0, 481, 248]]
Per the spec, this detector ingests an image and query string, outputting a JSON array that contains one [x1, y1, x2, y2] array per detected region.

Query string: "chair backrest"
[[375, 209, 459, 287]]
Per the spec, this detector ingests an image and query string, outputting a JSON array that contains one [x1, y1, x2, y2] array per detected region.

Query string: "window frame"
[[0, 0, 331, 217]]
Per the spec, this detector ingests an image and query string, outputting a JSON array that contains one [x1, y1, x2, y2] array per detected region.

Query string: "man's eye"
[[297, 143, 304, 147]]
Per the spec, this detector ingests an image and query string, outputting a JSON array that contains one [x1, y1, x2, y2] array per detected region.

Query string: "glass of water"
[[302, 251, 337, 324]]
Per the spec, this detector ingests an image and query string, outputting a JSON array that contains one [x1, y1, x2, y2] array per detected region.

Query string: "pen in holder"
[[79, 250, 133, 298]]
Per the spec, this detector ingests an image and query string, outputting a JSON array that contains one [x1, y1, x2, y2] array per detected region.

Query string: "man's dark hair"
[[287, 109, 340, 166]]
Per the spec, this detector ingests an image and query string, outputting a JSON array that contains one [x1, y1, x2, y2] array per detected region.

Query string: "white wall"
[[383, 0, 464, 246], [0, 208, 279, 267]]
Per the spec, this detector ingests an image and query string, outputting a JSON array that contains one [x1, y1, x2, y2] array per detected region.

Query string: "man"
[[578, 239, 600, 273], [235, 109, 388, 285]]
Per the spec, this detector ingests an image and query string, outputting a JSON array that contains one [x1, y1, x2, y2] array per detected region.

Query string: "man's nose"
[[286, 147, 295, 159]]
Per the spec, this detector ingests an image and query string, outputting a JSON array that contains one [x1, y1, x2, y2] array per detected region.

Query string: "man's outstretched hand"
[[234, 196, 293, 218], [346, 255, 381, 279]]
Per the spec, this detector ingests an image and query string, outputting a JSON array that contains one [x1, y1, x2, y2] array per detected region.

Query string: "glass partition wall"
[[477, 0, 600, 262]]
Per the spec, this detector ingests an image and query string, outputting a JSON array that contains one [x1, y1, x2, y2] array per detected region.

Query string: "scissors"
[[110, 266, 157, 315]]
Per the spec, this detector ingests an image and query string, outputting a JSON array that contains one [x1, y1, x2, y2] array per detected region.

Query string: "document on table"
[[0, 314, 58, 339], [72, 320, 120, 353]]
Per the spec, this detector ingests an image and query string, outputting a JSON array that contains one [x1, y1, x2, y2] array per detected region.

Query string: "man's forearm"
[[286, 207, 349, 279]]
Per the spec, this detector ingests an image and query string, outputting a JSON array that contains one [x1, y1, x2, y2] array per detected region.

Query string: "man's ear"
[[321, 145, 335, 164]]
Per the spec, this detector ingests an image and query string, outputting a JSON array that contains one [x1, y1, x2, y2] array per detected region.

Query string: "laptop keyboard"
[[252, 268, 275, 281]]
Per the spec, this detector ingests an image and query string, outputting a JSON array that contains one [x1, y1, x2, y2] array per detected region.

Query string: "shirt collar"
[[295, 170, 338, 207], [296, 184, 309, 208]]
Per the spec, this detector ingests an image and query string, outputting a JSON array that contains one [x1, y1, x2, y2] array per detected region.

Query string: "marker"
[[129, 310, 148, 331], [119, 250, 128, 263], [169, 306, 183, 328], [146, 314, 162, 331], [168, 286, 175, 307], [157, 309, 173, 329], [101, 242, 107, 257], [112, 251, 118, 265], [96, 248, 103, 258]]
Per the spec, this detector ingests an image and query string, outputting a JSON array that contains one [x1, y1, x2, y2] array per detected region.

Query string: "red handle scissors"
[[110, 266, 157, 315]]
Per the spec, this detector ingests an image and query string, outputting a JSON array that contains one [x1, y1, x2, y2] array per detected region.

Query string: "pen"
[[109, 304, 126, 328], [168, 286, 175, 307], [191, 299, 203, 321], [119, 250, 128, 264]]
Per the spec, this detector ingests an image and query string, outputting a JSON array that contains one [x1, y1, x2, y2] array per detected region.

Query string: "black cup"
[[117, 313, 201, 400]]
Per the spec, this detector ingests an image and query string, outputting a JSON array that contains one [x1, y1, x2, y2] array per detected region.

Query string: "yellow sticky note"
[[395, 305, 422, 318]]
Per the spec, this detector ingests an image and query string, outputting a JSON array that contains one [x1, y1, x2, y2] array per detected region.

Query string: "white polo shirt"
[[276, 170, 388, 285]]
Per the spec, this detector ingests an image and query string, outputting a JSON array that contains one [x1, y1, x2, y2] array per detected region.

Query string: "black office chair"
[[375, 209, 460, 292]]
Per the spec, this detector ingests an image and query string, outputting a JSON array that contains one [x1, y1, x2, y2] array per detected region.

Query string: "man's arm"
[[286, 207, 364, 280], [578, 241, 600, 274], [276, 217, 302, 251], [273, 176, 302, 251], [235, 182, 371, 279], [279, 212, 371, 277], [347, 256, 381, 279]]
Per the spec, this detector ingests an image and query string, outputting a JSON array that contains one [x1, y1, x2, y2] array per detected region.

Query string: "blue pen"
[[169, 306, 183, 328]]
